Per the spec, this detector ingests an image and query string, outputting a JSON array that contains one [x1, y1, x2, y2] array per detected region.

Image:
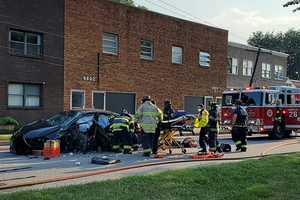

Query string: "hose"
[[0, 138, 300, 191]]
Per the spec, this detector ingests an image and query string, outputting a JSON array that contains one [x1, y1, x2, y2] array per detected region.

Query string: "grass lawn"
[[1, 154, 300, 200], [0, 134, 11, 141]]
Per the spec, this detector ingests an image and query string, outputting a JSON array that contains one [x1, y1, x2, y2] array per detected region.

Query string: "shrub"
[[0, 117, 19, 126]]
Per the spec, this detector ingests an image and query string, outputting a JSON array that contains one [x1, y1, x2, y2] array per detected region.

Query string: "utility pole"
[[249, 48, 261, 88]]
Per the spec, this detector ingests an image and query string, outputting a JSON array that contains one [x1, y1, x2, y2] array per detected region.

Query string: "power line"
[[145, 0, 248, 42]]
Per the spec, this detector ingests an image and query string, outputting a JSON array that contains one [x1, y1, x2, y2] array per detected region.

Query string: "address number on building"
[[82, 75, 96, 82]]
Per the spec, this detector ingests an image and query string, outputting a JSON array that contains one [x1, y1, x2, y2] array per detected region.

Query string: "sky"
[[134, 0, 299, 44]]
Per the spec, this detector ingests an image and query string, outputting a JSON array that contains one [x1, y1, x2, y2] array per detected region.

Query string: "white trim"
[[263, 125, 274, 130], [228, 41, 289, 58], [286, 125, 300, 129], [92, 90, 106, 110], [70, 89, 85, 110]]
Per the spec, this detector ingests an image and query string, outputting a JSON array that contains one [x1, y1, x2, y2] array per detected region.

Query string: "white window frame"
[[8, 83, 41, 108], [199, 51, 210, 68], [172, 46, 183, 64], [242, 60, 253, 76], [228, 57, 238, 75], [262, 63, 271, 79], [70, 89, 85, 110], [9, 30, 42, 57], [102, 32, 118, 55], [275, 65, 284, 80], [92, 91, 106, 110], [140, 39, 153, 60]]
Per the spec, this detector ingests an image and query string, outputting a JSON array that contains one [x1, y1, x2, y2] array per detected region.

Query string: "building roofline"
[[106, 0, 228, 33], [228, 41, 289, 58]]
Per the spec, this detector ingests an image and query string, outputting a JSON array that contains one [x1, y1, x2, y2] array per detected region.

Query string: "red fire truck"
[[221, 86, 300, 139]]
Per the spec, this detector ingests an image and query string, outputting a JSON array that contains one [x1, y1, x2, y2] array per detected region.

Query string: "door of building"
[[106, 92, 136, 114], [184, 96, 204, 114]]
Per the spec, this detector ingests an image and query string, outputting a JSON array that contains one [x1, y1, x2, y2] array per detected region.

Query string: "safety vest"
[[194, 109, 209, 128], [110, 116, 132, 133], [135, 101, 163, 133]]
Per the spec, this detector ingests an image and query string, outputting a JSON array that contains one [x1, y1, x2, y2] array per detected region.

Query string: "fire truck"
[[221, 86, 300, 139]]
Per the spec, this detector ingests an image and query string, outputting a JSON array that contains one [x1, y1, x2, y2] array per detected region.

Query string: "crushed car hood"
[[24, 126, 61, 139]]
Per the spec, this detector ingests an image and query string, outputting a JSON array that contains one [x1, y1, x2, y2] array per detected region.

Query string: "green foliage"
[[0, 117, 19, 126], [109, 0, 147, 9], [110, 0, 135, 6], [248, 29, 300, 80], [284, 0, 300, 12], [1, 154, 300, 200]]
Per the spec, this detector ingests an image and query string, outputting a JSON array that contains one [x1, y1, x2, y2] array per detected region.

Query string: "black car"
[[10, 111, 118, 155]]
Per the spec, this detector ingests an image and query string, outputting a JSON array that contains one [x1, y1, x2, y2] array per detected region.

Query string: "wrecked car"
[[10, 111, 118, 155]]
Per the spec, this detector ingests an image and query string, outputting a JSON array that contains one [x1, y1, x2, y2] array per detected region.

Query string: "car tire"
[[284, 130, 292, 138]]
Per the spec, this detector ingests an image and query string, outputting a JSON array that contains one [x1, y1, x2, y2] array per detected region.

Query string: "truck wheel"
[[269, 124, 285, 139]]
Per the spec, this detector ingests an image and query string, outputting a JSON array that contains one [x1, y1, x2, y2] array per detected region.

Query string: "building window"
[[275, 65, 284, 80], [228, 57, 238, 75], [262, 63, 271, 79], [199, 51, 210, 68], [242, 60, 253, 76], [172, 46, 183, 64], [102, 33, 118, 55], [9, 30, 42, 57], [71, 90, 85, 109], [8, 83, 41, 108], [92, 92, 105, 110], [140, 39, 153, 60]]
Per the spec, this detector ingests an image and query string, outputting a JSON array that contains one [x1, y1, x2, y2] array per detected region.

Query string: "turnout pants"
[[208, 130, 218, 151], [152, 123, 161, 155], [142, 133, 155, 154], [111, 130, 132, 151], [231, 127, 247, 149], [199, 127, 208, 151]]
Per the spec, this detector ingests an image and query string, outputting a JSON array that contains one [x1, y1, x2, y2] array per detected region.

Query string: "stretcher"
[[158, 114, 195, 154]]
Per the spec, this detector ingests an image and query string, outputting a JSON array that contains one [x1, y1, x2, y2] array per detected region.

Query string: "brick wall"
[[0, 0, 64, 124], [64, 0, 228, 110]]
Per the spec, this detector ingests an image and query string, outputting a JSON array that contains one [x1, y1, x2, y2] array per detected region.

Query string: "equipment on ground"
[[91, 156, 121, 165]]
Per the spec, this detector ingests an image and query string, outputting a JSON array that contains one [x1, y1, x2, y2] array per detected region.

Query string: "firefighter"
[[231, 100, 248, 152], [163, 100, 175, 120], [273, 101, 286, 136], [195, 104, 209, 154], [110, 109, 134, 154], [136, 96, 163, 157], [207, 102, 221, 153]]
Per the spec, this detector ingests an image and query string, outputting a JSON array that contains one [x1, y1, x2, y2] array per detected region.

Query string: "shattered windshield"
[[46, 112, 81, 127]]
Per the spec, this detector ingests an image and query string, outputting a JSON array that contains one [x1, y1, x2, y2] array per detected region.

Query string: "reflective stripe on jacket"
[[135, 101, 162, 133], [110, 116, 132, 133]]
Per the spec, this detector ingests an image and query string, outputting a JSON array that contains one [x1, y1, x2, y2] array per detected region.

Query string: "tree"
[[110, 0, 135, 6], [283, 0, 300, 12], [248, 29, 300, 80], [110, 0, 147, 9]]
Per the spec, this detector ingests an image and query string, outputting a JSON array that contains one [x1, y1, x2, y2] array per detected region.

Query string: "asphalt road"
[[0, 134, 300, 193]]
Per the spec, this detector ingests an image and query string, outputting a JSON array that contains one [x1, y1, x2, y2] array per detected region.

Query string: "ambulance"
[[221, 86, 300, 139]]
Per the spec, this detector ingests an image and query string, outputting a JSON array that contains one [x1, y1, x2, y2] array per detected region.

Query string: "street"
[[1, 134, 300, 193]]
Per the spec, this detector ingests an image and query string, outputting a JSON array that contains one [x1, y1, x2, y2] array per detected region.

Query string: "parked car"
[[10, 111, 118, 155]]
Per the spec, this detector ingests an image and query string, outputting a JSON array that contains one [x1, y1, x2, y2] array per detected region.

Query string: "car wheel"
[[270, 124, 285, 139]]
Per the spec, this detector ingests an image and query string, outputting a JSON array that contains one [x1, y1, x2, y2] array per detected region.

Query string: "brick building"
[[64, 0, 228, 114], [0, 0, 228, 124], [227, 42, 289, 89], [0, 0, 64, 124]]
